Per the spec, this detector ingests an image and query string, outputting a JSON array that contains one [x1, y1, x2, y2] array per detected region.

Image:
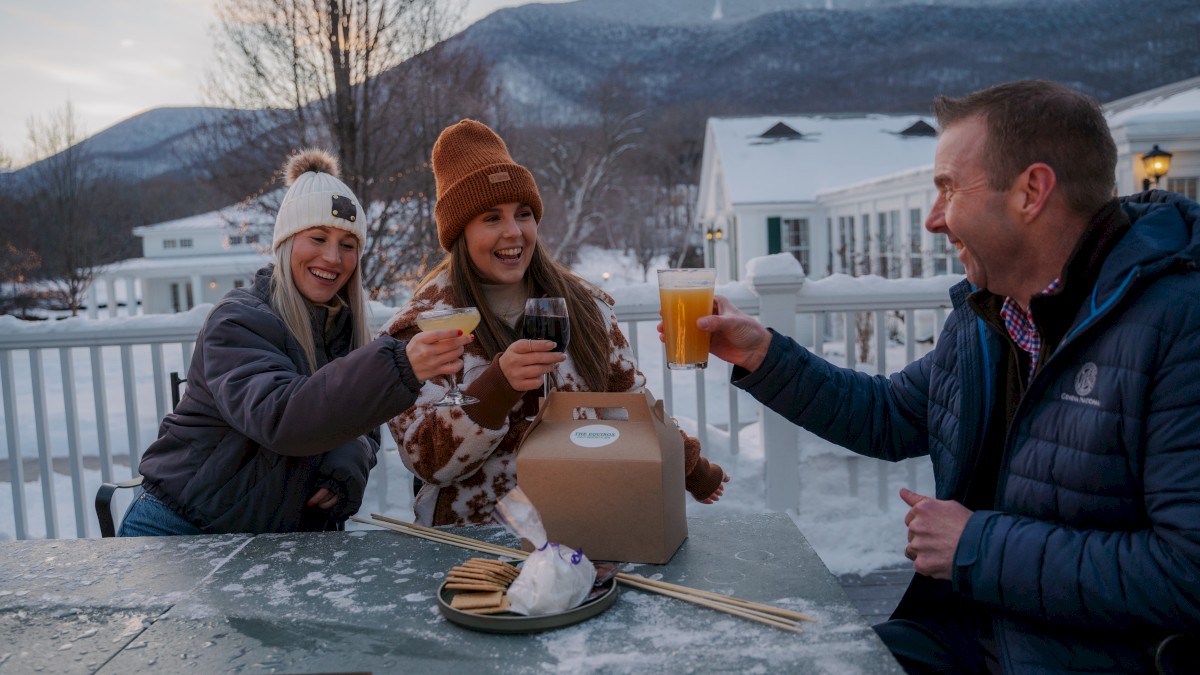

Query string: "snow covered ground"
[[0, 246, 936, 575]]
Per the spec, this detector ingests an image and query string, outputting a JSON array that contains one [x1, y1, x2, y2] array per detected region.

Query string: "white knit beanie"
[[272, 149, 365, 254]]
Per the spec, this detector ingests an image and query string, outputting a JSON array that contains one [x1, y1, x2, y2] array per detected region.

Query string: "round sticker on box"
[[570, 424, 620, 448]]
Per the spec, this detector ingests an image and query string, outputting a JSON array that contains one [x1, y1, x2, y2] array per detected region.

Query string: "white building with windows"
[[697, 77, 1200, 283], [88, 207, 272, 317], [1106, 77, 1200, 198]]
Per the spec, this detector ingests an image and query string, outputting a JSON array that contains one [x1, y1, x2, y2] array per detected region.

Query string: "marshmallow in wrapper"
[[494, 488, 597, 615]]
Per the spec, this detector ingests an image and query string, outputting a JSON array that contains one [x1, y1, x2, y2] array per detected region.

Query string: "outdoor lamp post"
[[1141, 144, 1173, 191], [705, 227, 724, 266]]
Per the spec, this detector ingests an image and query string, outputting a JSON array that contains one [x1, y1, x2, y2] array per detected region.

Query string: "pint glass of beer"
[[658, 268, 717, 370]]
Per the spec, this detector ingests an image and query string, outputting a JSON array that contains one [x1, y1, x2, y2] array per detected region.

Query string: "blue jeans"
[[117, 489, 204, 537]]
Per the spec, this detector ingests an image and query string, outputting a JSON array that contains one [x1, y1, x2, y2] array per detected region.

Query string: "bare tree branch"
[[202, 0, 490, 301], [23, 102, 118, 316], [526, 105, 644, 265]]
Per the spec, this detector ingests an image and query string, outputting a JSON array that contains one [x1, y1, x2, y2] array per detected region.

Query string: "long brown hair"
[[418, 239, 611, 392]]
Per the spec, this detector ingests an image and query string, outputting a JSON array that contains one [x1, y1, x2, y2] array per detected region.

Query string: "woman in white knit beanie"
[[117, 149, 474, 536]]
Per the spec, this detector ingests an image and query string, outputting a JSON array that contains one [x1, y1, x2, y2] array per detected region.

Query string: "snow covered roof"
[[707, 114, 939, 205], [98, 251, 272, 278], [132, 204, 273, 236], [131, 190, 408, 237], [1105, 76, 1200, 127]]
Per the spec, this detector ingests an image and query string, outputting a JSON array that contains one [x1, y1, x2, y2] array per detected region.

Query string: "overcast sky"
[[0, 0, 570, 167]]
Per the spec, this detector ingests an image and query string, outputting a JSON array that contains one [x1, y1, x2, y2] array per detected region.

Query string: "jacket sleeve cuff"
[[463, 356, 523, 430], [951, 509, 995, 599], [682, 434, 725, 500], [730, 330, 793, 388], [388, 337, 424, 394], [686, 456, 725, 501]]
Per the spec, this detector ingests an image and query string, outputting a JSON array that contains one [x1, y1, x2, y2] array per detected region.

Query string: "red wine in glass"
[[522, 314, 570, 352], [522, 297, 569, 419]]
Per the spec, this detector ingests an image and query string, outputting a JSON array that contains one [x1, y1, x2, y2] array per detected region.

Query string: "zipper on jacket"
[[974, 317, 994, 458], [992, 265, 1144, 506]]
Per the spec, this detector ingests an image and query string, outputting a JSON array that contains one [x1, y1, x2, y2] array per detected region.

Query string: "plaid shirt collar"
[[1000, 277, 1062, 378]]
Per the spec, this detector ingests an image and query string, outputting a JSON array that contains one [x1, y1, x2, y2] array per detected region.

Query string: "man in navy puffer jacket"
[[688, 80, 1200, 673]]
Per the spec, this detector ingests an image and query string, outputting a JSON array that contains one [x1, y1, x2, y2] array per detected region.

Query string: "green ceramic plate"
[[437, 576, 618, 634]]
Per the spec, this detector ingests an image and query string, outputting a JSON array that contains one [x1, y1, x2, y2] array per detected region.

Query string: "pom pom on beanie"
[[285, 148, 341, 186]]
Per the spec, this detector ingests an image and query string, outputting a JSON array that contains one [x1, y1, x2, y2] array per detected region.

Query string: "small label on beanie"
[[331, 195, 357, 222], [487, 172, 511, 184]]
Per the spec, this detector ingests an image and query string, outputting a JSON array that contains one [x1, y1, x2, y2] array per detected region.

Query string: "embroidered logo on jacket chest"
[[1060, 362, 1101, 407]]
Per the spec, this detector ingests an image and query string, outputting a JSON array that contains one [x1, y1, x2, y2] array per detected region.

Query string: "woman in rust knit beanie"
[[380, 119, 729, 527]]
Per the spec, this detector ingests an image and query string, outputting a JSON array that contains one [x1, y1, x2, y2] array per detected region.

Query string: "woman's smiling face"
[[462, 202, 537, 285], [288, 226, 359, 303]]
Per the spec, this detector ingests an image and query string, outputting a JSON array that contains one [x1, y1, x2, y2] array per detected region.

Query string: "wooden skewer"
[[355, 515, 526, 559], [359, 513, 812, 631], [617, 576, 804, 633], [617, 574, 814, 623], [368, 513, 523, 555]]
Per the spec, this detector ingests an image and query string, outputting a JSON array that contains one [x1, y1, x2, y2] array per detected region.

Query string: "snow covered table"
[[0, 513, 901, 673]]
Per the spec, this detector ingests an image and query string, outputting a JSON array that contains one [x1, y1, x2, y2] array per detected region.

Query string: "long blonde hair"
[[271, 236, 371, 372], [419, 238, 611, 392]]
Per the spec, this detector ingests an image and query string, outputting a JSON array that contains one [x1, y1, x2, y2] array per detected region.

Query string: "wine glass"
[[416, 307, 481, 407], [522, 297, 569, 419]]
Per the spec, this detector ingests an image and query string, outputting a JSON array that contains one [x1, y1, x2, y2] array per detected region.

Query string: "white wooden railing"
[[0, 254, 960, 540]]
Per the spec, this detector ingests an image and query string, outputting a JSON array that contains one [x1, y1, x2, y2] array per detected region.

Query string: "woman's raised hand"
[[498, 338, 565, 392], [406, 329, 474, 383]]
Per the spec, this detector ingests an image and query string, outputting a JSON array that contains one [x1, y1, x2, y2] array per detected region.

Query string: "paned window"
[[782, 218, 810, 274], [909, 208, 923, 277], [1167, 177, 1198, 200]]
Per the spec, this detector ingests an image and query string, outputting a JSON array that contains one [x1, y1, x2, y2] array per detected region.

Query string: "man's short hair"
[[934, 80, 1117, 215]]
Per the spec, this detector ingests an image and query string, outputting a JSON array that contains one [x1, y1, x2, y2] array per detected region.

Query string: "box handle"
[[541, 390, 656, 422]]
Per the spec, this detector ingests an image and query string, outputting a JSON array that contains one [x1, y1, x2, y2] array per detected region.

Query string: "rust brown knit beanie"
[[432, 119, 542, 251]]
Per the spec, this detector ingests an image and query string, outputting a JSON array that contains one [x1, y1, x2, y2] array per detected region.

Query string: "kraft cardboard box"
[[516, 390, 688, 564]]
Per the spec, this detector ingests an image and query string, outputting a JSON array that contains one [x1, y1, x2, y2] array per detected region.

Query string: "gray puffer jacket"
[[139, 266, 423, 534]]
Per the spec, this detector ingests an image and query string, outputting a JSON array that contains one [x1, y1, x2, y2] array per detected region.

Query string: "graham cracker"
[[450, 590, 503, 610], [449, 568, 508, 583], [461, 596, 511, 615], [448, 578, 508, 588]]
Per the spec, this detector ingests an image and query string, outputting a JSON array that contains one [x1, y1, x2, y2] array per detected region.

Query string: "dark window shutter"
[[767, 217, 782, 254]]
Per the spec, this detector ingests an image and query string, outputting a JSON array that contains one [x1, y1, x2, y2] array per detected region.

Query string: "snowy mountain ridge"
[[8, 0, 1198, 186], [536, 0, 1028, 26], [465, 0, 1199, 126]]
